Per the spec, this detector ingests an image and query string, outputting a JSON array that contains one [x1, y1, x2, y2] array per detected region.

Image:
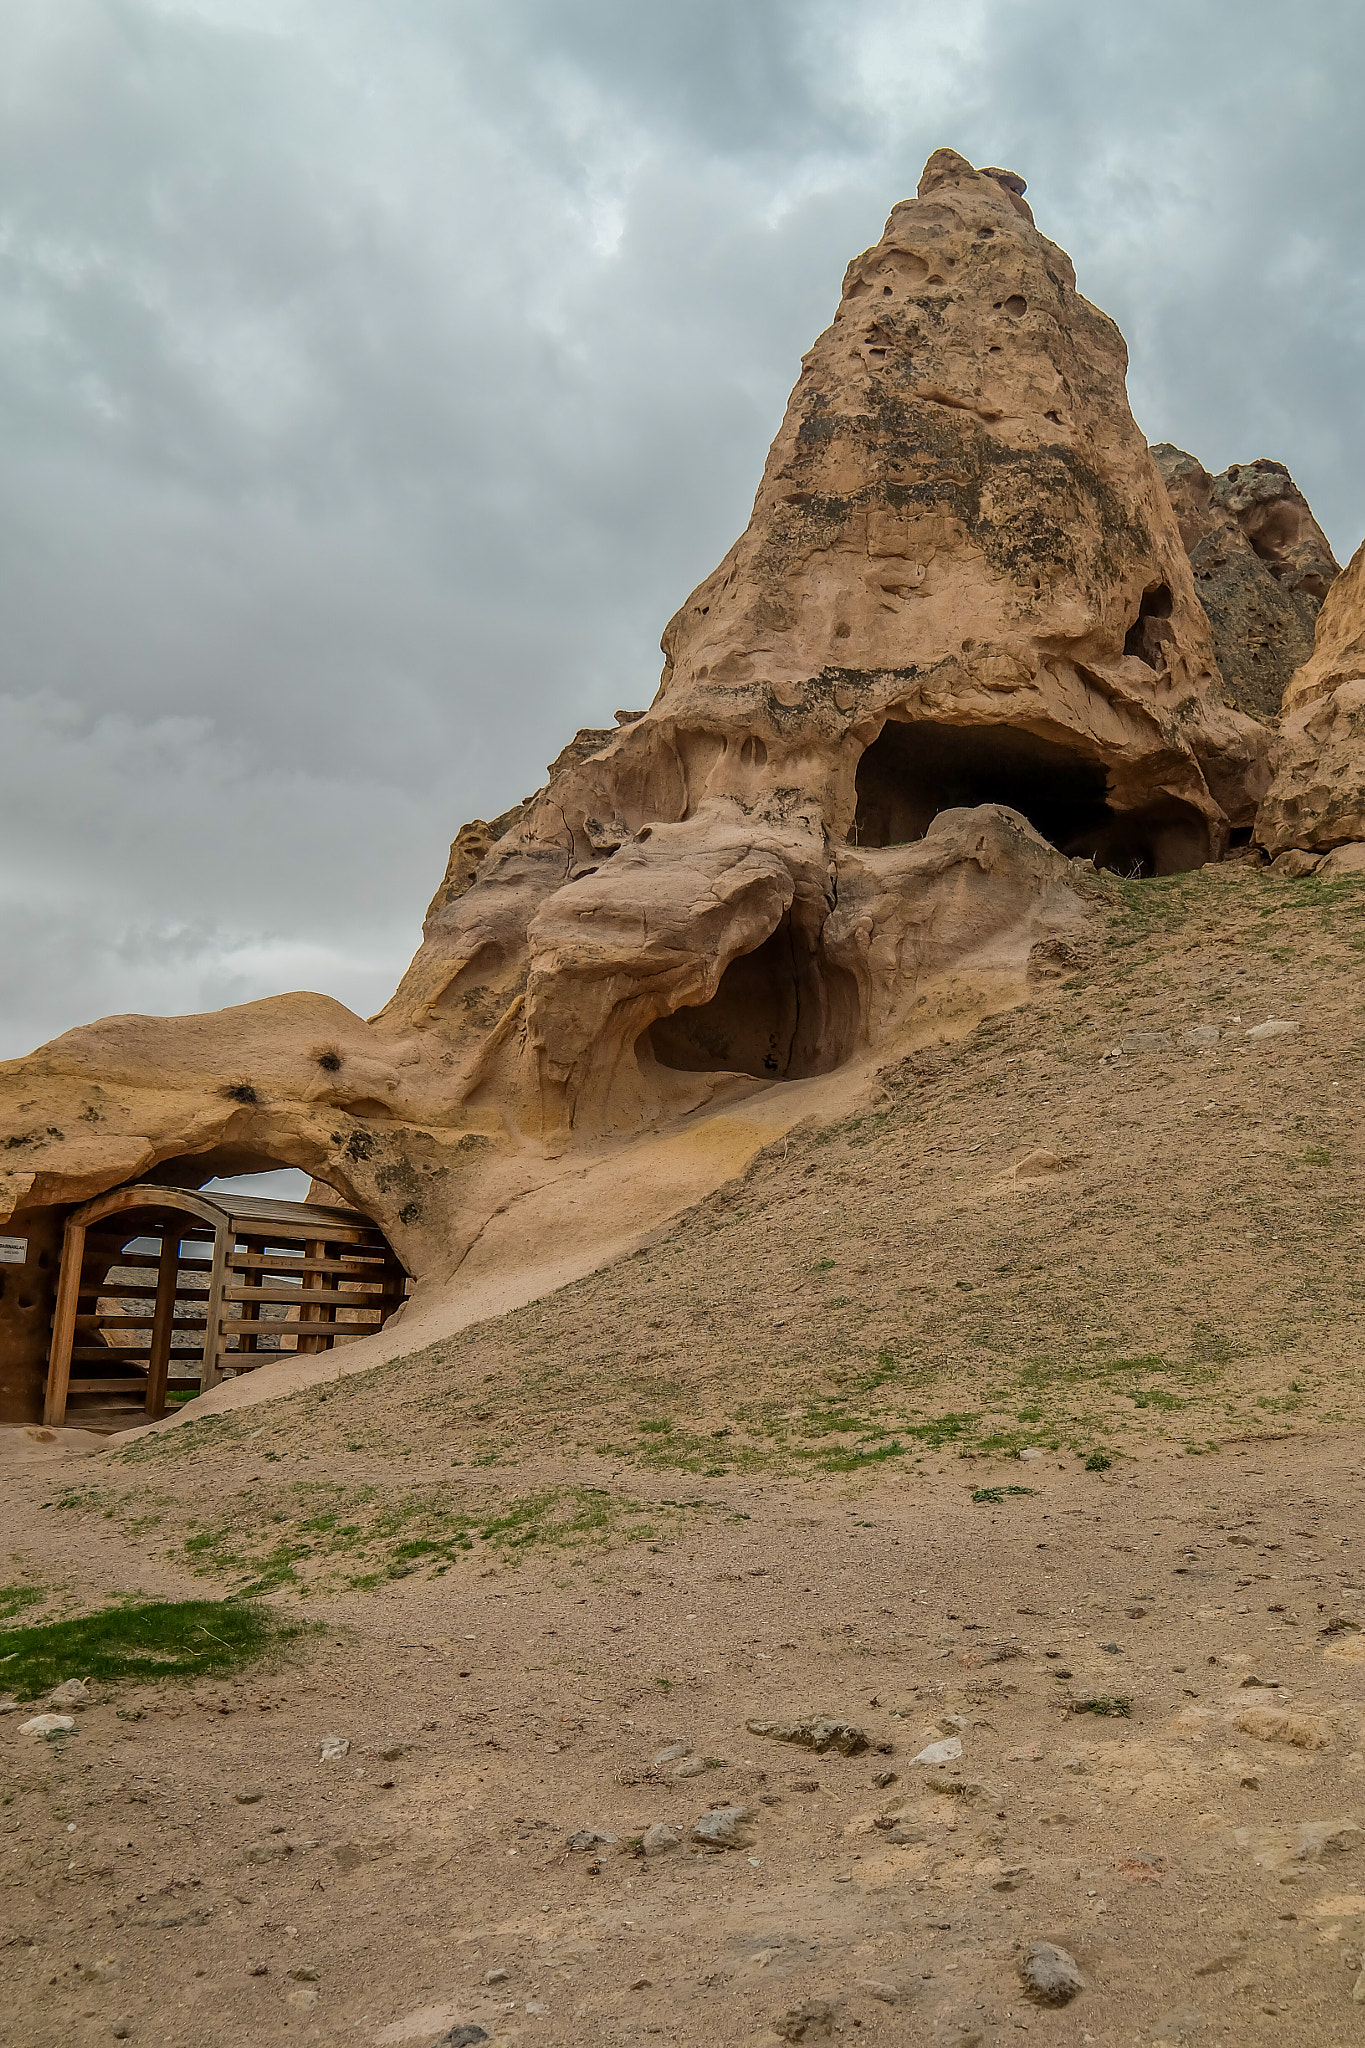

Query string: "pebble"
[[47, 1679, 90, 1709], [855, 1978, 901, 2003], [234, 1789, 264, 1805], [691, 1805, 755, 1850], [0, 1696, 17, 1714], [1245, 1019, 1300, 1040], [434, 2030, 490, 2048], [1020, 1941, 1084, 2004], [746, 1714, 868, 1755], [671, 1756, 707, 1779], [629, 1975, 651, 1990], [1353, 1971, 1365, 2006], [566, 1828, 617, 1851], [1234, 1706, 1330, 1749], [871, 1769, 897, 1788], [111, 2025, 131, 2041], [913, 1737, 963, 1766], [774, 1998, 835, 2041], [483, 1967, 509, 1984], [18, 1714, 75, 1736], [245, 1840, 292, 1866], [319, 1735, 350, 1761], [642, 1823, 681, 1856], [653, 1743, 688, 1766]]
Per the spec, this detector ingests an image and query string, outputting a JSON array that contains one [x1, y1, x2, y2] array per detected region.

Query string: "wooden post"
[[43, 1218, 86, 1427], [144, 1227, 180, 1418], [199, 1222, 231, 1392], [297, 1238, 332, 1355]]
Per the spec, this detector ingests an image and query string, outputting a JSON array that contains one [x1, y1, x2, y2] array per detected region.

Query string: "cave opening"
[[850, 717, 1210, 877], [646, 912, 859, 1081]]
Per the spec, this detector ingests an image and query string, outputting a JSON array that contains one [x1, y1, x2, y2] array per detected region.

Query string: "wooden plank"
[[295, 1237, 337, 1356], [76, 1313, 208, 1331], [231, 1235, 268, 1355], [200, 1222, 231, 1392], [79, 1283, 209, 1304], [144, 1230, 181, 1419], [43, 1218, 86, 1426], [216, 1194, 383, 1236], [220, 1283, 385, 1308], [67, 1378, 154, 1395], [226, 1252, 387, 1279]]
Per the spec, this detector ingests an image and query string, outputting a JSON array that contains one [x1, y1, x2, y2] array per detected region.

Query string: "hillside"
[[6, 863, 1365, 2048]]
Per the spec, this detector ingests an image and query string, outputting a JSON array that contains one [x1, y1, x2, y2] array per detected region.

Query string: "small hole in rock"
[[1004, 294, 1027, 316], [1124, 582, 1174, 665]]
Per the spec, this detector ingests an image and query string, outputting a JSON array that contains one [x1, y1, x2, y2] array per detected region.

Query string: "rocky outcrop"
[[1, 148, 1278, 1418], [1153, 447, 1339, 723], [1255, 536, 1365, 853]]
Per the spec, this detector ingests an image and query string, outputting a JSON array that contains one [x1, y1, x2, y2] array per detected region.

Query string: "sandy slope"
[[4, 862, 1365, 2048]]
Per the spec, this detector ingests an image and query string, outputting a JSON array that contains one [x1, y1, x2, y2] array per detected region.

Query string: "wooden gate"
[[42, 1187, 409, 1426]]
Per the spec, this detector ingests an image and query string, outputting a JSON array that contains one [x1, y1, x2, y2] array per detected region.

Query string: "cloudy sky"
[[3, 0, 1363, 1059]]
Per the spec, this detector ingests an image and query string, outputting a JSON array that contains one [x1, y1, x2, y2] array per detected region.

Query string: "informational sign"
[[0, 1236, 28, 1266]]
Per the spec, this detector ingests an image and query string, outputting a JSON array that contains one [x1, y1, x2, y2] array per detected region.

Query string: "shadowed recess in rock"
[[851, 718, 1211, 876], [645, 913, 859, 1081]]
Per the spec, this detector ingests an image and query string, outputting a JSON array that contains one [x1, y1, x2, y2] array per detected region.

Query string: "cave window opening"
[[1123, 581, 1173, 662], [645, 915, 859, 1082], [850, 717, 1210, 878]]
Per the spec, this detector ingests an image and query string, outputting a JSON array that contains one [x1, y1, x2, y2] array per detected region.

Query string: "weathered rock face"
[[388, 151, 1271, 1120], [1256, 535, 1365, 852], [0, 148, 1276, 1417], [1153, 447, 1339, 723]]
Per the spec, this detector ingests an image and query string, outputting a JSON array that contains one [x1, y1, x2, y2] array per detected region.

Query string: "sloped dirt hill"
[[5, 862, 1365, 2048]]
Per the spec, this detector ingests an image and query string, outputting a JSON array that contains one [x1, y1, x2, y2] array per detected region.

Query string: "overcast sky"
[[3, 0, 1363, 1058]]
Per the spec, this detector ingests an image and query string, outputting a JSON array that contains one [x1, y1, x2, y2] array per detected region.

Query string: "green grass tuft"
[[0, 1583, 45, 1623], [0, 1598, 315, 1700]]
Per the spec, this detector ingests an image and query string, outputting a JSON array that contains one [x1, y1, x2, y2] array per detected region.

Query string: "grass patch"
[[971, 1485, 1036, 1505], [0, 1598, 314, 1701], [0, 1583, 45, 1623]]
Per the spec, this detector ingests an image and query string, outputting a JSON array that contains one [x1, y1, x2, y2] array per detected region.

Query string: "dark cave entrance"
[[851, 717, 1211, 877], [646, 912, 859, 1081]]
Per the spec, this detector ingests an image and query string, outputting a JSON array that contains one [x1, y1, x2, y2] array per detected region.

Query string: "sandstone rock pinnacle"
[[0, 149, 1288, 1419]]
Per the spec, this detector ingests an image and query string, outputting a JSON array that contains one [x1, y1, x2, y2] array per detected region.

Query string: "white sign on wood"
[[0, 1236, 28, 1265]]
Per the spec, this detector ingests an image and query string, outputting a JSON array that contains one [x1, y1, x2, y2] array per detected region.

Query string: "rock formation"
[[1153, 447, 1339, 723], [0, 148, 1279, 1421], [1255, 535, 1365, 854]]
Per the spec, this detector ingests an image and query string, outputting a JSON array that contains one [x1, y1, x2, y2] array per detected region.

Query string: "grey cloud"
[[2, 0, 1363, 1056]]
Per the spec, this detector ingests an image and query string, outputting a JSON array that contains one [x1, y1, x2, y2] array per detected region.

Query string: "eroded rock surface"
[[1256, 536, 1365, 853], [1153, 445, 1339, 723], [1, 148, 1278, 1418]]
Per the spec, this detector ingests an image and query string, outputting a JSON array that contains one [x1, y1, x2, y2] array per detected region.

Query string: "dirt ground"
[[4, 862, 1365, 2048]]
